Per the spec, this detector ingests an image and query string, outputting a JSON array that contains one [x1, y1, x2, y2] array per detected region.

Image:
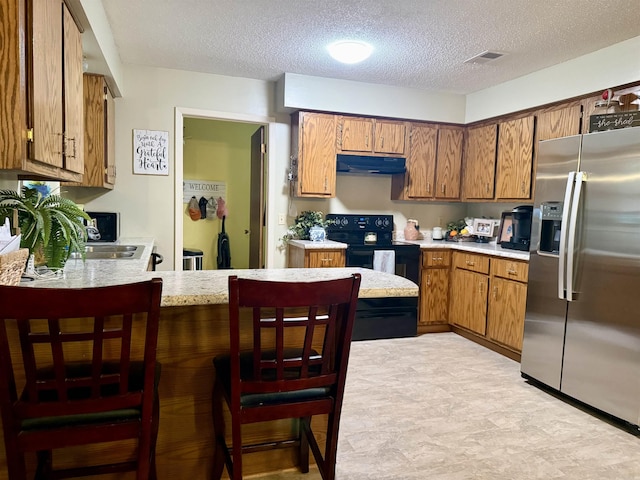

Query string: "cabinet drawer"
[[307, 250, 345, 268], [422, 250, 451, 268], [453, 252, 489, 274], [490, 258, 529, 282]]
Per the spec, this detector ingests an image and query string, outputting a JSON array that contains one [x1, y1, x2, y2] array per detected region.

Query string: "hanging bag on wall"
[[217, 216, 231, 269]]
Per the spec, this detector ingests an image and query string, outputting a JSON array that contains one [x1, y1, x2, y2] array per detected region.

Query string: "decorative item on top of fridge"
[[589, 88, 640, 132]]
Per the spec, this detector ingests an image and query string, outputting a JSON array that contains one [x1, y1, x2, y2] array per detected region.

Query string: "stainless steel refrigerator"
[[521, 127, 640, 427]]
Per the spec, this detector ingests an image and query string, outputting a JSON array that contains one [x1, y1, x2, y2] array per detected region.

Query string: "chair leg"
[[230, 410, 243, 480], [35, 450, 52, 479], [299, 417, 310, 474], [321, 412, 341, 480], [3, 440, 28, 480], [148, 396, 161, 480], [211, 380, 226, 480]]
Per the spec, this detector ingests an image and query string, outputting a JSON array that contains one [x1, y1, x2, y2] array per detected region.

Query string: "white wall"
[[79, 64, 292, 270], [278, 73, 467, 123], [466, 35, 640, 122]]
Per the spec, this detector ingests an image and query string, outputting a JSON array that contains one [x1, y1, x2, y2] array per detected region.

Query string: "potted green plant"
[[0, 187, 90, 270], [281, 211, 332, 243]]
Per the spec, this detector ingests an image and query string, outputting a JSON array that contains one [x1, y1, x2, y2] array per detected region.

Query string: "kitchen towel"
[[373, 250, 395, 275]]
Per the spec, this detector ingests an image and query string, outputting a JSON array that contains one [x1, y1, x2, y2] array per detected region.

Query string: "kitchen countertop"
[[24, 237, 418, 306], [409, 239, 530, 261], [288, 239, 347, 249], [289, 238, 530, 261]]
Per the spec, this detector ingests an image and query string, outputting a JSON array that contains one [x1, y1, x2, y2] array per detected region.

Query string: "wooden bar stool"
[[0, 278, 163, 479], [211, 273, 361, 480]]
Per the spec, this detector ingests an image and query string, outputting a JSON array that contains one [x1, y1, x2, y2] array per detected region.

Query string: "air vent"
[[464, 50, 505, 65]]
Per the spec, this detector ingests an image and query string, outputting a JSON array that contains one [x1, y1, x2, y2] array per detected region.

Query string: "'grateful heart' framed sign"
[[133, 129, 169, 175]]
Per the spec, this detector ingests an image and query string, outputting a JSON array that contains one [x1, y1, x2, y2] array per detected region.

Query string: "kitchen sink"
[[69, 244, 145, 260]]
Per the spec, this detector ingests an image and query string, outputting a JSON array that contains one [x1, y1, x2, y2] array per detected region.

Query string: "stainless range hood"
[[336, 154, 406, 175]]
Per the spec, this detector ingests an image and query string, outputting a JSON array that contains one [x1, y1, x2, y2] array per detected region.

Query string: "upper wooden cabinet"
[[495, 115, 535, 200], [391, 123, 463, 200], [66, 74, 116, 188], [536, 104, 582, 141], [337, 117, 406, 155], [291, 112, 336, 198], [463, 124, 497, 200], [434, 127, 464, 199], [398, 123, 437, 198], [0, 0, 84, 181]]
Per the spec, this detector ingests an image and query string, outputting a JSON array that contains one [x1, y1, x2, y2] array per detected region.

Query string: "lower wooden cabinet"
[[487, 258, 529, 351], [287, 245, 345, 268], [448, 251, 529, 354], [419, 250, 450, 326], [449, 266, 488, 336]]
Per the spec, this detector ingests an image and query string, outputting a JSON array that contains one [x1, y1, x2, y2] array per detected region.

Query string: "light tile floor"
[[250, 333, 640, 480]]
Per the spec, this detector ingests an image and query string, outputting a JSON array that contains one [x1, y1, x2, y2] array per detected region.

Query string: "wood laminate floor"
[[247, 333, 640, 480]]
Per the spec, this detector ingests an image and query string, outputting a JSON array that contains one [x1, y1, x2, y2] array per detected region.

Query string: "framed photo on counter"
[[497, 212, 513, 244]]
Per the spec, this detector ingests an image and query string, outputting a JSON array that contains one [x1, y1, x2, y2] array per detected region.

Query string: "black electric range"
[[325, 214, 419, 341]]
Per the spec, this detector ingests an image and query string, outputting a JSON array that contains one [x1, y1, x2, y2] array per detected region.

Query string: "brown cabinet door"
[[536, 104, 581, 141], [31, 0, 64, 169], [298, 113, 336, 197], [487, 276, 527, 351], [452, 252, 490, 274], [78, 74, 115, 188], [435, 127, 463, 199], [450, 268, 488, 335], [307, 250, 345, 268], [495, 116, 535, 200], [62, 4, 84, 174], [463, 124, 497, 199], [419, 267, 449, 325], [374, 120, 405, 154], [106, 82, 116, 185], [422, 249, 451, 268], [405, 124, 437, 198], [339, 117, 373, 153]]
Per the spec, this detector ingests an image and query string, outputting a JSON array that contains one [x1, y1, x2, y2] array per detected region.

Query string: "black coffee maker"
[[501, 205, 533, 251]]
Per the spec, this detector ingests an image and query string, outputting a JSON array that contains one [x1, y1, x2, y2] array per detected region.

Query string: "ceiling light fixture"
[[327, 40, 373, 64]]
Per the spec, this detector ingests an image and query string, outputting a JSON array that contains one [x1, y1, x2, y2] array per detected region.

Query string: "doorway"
[[174, 108, 273, 271]]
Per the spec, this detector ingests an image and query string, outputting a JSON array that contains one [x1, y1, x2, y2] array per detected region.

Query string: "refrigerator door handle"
[[566, 171, 585, 302], [558, 171, 576, 300]]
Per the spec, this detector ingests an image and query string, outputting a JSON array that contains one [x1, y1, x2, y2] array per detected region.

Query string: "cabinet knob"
[[493, 285, 498, 300], [427, 274, 431, 286], [507, 269, 517, 275], [466, 260, 475, 266], [380, 136, 384, 149]]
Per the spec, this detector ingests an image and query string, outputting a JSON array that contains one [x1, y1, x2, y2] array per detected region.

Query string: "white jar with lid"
[[593, 99, 620, 115]]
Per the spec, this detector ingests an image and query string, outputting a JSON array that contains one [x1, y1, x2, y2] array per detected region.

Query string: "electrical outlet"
[[278, 213, 286, 225]]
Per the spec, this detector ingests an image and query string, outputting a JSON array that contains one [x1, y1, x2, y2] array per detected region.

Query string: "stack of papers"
[[0, 218, 21, 255]]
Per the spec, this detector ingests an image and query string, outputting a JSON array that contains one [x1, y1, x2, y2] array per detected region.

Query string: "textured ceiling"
[[99, 0, 640, 95]]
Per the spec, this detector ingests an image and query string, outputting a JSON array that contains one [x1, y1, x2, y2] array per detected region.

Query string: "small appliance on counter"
[[499, 205, 533, 251], [85, 212, 119, 242]]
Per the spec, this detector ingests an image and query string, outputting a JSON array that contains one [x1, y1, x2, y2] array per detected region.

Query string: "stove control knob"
[[341, 218, 349, 226], [383, 218, 390, 227]]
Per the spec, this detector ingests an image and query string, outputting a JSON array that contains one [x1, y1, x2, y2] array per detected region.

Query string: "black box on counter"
[[589, 111, 640, 132]]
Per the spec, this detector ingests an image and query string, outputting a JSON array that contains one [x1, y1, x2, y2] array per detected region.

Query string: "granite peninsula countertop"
[[23, 238, 418, 307]]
